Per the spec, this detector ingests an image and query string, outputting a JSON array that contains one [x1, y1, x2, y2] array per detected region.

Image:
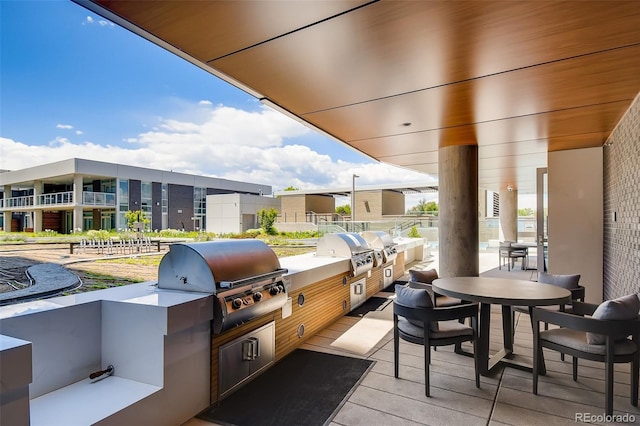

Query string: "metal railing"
[[1, 191, 116, 210], [1, 195, 35, 208], [82, 191, 116, 206], [37, 191, 74, 206]]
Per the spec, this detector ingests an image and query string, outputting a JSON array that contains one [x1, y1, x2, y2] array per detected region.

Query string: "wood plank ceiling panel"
[[301, 45, 640, 145], [350, 100, 631, 159], [208, 1, 640, 113], [94, 0, 371, 62]]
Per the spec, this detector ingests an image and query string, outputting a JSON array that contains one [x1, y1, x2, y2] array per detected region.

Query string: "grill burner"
[[316, 232, 375, 277], [361, 231, 398, 265], [157, 240, 288, 334]]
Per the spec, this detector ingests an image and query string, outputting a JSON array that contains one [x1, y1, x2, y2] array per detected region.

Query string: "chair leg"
[[424, 343, 431, 397], [472, 338, 480, 389], [632, 354, 639, 407], [572, 357, 578, 381], [605, 359, 614, 416], [393, 328, 400, 379], [533, 338, 539, 395]]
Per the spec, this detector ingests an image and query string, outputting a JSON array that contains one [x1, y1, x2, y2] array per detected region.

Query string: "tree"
[[283, 186, 300, 191], [257, 208, 279, 235], [335, 205, 351, 215], [124, 210, 149, 231], [407, 199, 438, 215], [518, 208, 535, 217]]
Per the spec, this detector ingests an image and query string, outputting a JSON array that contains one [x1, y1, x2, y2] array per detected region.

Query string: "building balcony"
[[0, 191, 116, 211]]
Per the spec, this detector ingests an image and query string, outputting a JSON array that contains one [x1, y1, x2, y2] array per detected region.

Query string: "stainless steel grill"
[[316, 232, 374, 277], [157, 240, 288, 334], [361, 231, 398, 265]]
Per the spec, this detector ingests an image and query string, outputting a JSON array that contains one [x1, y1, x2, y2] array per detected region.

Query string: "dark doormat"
[[346, 296, 392, 317], [383, 279, 407, 293], [197, 349, 374, 426]]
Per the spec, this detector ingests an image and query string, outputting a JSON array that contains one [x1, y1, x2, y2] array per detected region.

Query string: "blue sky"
[[1, 0, 435, 205]]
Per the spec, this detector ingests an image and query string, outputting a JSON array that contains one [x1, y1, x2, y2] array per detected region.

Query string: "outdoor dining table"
[[432, 277, 571, 376]]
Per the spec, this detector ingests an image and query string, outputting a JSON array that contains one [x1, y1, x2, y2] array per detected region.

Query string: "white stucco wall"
[[206, 194, 280, 234], [548, 147, 603, 303]]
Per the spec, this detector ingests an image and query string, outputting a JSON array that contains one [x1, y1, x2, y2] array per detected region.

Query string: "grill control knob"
[[231, 298, 243, 309], [253, 292, 263, 302], [270, 286, 280, 295]]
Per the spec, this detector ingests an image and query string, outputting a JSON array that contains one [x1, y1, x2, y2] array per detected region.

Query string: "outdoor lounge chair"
[[393, 284, 480, 397], [532, 296, 640, 416]]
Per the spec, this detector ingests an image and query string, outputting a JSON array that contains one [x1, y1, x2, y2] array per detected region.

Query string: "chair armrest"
[[569, 286, 586, 302], [429, 303, 478, 322], [570, 301, 598, 316], [532, 307, 640, 336]]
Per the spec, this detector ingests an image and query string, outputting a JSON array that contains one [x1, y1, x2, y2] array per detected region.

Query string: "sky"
[[0, 0, 437, 208]]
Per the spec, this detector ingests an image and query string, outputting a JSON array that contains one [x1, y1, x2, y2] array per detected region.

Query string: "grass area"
[[95, 255, 164, 267]]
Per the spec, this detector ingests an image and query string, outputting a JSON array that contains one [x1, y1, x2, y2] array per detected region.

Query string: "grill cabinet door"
[[218, 321, 275, 399]]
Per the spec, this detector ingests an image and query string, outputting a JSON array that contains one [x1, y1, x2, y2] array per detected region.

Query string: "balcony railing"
[[1, 195, 35, 208], [37, 191, 74, 206], [82, 191, 116, 206], [1, 191, 116, 209]]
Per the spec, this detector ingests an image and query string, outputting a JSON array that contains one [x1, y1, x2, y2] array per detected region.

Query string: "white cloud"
[[0, 103, 435, 196], [56, 124, 73, 129], [83, 15, 114, 28]]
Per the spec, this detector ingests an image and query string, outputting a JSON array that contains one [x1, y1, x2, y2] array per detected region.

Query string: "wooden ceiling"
[[80, 0, 640, 193]]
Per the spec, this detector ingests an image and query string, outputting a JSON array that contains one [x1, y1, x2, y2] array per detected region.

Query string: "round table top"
[[432, 276, 571, 306]]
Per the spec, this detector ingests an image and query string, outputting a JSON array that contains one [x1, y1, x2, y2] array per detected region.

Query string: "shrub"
[[408, 226, 422, 238]]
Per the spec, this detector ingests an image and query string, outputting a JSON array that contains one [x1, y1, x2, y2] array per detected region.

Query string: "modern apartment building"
[[0, 158, 271, 233]]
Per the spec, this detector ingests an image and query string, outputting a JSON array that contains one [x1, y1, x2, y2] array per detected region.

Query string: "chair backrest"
[[538, 272, 580, 289], [409, 268, 439, 284], [393, 300, 430, 323]]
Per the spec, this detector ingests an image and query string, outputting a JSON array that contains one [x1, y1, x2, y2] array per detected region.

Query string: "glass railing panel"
[[82, 191, 116, 206]]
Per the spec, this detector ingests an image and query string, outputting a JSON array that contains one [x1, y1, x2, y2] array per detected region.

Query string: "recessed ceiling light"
[[402, 122, 412, 127]]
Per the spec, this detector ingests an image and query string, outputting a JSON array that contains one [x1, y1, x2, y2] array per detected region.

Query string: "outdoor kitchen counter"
[[279, 252, 351, 292], [0, 283, 213, 426]]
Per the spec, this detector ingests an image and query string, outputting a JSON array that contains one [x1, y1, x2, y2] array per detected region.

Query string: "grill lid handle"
[[219, 268, 288, 289]]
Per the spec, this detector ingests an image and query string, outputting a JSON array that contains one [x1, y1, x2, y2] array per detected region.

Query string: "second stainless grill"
[[316, 232, 374, 277], [361, 231, 398, 265]]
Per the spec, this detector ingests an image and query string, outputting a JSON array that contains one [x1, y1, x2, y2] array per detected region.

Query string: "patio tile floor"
[[185, 252, 640, 425]]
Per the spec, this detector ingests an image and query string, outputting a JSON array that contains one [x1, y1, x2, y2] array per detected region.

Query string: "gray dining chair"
[[499, 241, 527, 271], [532, 295, 640, 416], [408, 268, 463, 307], [393, 284, 480, 397], [513, 273, 583, 361]]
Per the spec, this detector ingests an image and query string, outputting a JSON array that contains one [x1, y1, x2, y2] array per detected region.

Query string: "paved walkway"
[[0, 263, 80, 305]]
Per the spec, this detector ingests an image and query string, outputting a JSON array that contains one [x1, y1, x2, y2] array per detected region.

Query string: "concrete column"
[[499, 187, 518, 242], [3, 212, 12, 232], [33, 180, 43, 233], [438, 145, 479, 278], [73, 175, 84, 232], [3, 185, 11, 232]]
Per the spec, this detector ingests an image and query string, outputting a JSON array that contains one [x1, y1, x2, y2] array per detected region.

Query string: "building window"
[[162, 184, 168, 229], [118, 179, 129, 230], [141, 181, 152, 230], [194, 187, 206, 231]]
